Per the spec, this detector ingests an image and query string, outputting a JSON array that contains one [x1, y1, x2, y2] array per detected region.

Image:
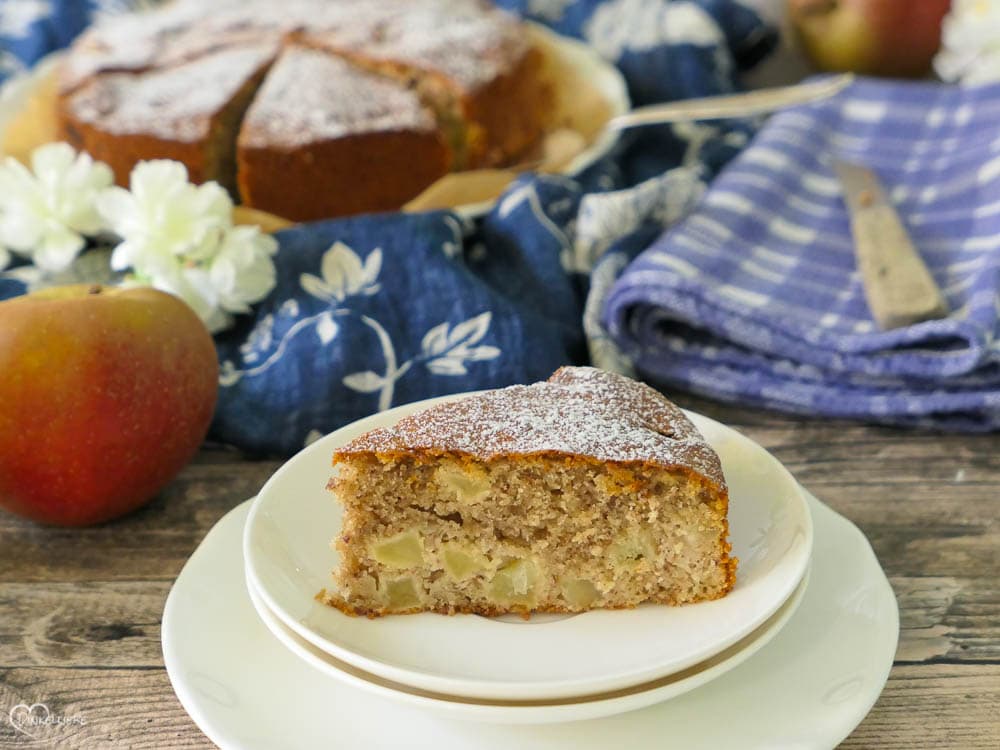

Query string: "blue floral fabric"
[[0, 0, 776, 455], [213, 205, 589, 453]]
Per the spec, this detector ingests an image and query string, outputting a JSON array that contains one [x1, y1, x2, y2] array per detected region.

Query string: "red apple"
[[788, 0, 952, 78], [0, 284, 218, 525]]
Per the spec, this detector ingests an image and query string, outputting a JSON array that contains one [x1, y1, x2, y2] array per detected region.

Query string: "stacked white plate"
[[163, 395, 899, 747]]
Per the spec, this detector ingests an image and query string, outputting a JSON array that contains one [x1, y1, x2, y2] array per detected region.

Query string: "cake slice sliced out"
[[236, 47, 452, 221], [323, 367, 737, 618], [61, 42, 278, 193]]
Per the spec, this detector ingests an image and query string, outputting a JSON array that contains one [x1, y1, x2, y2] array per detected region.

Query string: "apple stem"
[[88, 284, 103, 295]]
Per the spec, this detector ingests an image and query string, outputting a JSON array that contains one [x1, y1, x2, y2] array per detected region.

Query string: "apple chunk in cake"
[[321, 367, 736, 617]]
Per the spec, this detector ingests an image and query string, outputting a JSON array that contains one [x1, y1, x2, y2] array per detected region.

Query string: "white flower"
[[97, 160, 232, 275], [0, 146, 274, 332], [209, 225, 279, 314], [935, 0, 1000, 84], [133, 223, 278, 334], [0, 143, 113, 272], [141, 262, 231, 334], [97, 159, 277, 333]]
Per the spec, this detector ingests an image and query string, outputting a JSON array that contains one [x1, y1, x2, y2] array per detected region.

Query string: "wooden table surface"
[[0, 394, 997, 749]]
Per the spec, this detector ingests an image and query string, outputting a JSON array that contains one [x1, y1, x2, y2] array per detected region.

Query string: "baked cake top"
[[66, 43, 278, 142], [58, 0, 209, 92], [239, 47, 439, 149], [299, 0, 530, 90], [62, 0, 529, 94], [336, 367, 725, 488]]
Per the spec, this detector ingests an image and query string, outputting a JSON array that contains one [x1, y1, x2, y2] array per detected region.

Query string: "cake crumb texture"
[[325, 367, 737, 618]]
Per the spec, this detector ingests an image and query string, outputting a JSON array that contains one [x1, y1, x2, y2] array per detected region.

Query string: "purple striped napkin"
[[604, 77, 1000, 430]]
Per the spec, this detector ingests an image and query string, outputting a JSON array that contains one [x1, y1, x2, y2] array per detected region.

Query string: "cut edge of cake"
[[60, 42, 280, 192], [321, 367, 737, 618], [235, 46, 453, 221]]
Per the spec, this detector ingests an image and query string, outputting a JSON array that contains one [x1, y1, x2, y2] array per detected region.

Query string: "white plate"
[[246, 567, 808, 724], [244, 396, 813, 700], [163, 490, 898, 749]]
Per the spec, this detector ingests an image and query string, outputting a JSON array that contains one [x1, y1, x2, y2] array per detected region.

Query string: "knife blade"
[[606, 74, 855, 130], [833, 160, 949, 330]]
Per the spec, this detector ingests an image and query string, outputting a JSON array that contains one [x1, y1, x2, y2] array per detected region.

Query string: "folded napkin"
[[604, 78, 1000, 430]]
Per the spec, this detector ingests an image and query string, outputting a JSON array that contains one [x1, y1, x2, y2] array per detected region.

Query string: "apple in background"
[[788, 0, 952, 78], [0, 285, 218, 526]]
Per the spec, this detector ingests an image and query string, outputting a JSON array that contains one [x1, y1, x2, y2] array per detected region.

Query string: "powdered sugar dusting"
[[59, 0, 219, 91], [338, 367, 726, 487], [67, 44, 277, 142], [300, 0, 531, 89], [240, 47, 436, 148], [62, 0, 529, 95]]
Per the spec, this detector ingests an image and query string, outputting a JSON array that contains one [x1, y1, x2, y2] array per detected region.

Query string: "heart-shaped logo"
[[8, 702, 50, 738]]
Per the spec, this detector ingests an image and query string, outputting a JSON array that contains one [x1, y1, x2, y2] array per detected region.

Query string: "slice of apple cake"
[[321, 366, 736, 617]]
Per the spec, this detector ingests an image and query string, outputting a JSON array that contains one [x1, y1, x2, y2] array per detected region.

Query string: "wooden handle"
[[850, 205, 949, 330]]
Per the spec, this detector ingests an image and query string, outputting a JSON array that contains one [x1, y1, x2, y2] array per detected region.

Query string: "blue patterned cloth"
[[605, 78, 1000, 430], [0, 0, 779, 454]]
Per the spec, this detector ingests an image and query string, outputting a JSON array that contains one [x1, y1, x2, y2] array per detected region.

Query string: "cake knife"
[[606, 74, 854, 129], [833, 159, 949, 330]]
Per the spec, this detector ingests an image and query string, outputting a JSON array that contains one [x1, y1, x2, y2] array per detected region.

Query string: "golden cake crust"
[[334, 366, 727, 490]]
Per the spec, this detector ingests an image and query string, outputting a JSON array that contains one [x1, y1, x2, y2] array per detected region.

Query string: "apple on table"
[[788, 0, 952, 78], [0, 284, 218, 526]]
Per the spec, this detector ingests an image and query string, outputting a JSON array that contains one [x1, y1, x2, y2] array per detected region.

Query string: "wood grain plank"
[[0, 583, 168, 669], [892, 577, 1000, 663], [0, 668, 210, 749], [0, 665, 996, 748], [0, 455, 281, 583], [840, 665, 1000, 749], [0, 572, 995, 672]]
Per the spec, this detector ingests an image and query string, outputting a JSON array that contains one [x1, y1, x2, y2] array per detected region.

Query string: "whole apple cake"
[[322, 367, 737, 617], [56, 0, 551, 221]]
